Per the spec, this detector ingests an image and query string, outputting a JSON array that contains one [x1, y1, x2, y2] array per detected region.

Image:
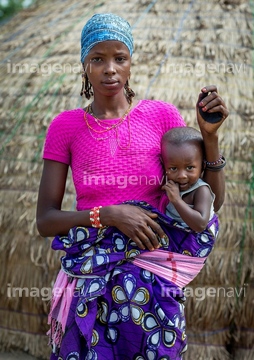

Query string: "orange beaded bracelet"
[[89, 206, 104, 228]]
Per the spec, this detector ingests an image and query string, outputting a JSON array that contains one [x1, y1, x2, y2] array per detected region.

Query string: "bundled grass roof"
[[0, 0, 253, 358]]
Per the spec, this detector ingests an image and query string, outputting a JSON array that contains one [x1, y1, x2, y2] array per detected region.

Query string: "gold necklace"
[[84, 110, 127, 135], [84, 102, 132, 134], [84, 102, 132, 147], [89, 102, 132, 122], [87, 102, 132, 133], [84, 111, 113, 140]]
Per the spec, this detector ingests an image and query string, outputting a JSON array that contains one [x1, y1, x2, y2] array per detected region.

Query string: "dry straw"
[[0, 0, 253, 359]]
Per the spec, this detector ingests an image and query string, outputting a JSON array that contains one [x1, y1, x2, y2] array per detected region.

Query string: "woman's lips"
[[102, 80, 119, 89]]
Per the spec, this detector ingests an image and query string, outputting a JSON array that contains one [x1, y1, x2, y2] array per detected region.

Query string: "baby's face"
[[162, 142, 203, 191]]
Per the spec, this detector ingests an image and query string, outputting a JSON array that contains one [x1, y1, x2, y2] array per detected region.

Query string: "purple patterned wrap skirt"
[[48, 201, 219, 360]]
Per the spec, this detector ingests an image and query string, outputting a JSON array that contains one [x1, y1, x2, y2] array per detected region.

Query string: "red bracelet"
[[89, 206, 104, 228]]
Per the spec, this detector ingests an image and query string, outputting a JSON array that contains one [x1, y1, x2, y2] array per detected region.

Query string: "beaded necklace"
[[84, 102, 132, 149], [85, 102, 132, 133]]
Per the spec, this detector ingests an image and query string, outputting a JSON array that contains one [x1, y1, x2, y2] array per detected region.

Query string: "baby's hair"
[[162, 126, 205, 158], [162, 126, 203, 145]]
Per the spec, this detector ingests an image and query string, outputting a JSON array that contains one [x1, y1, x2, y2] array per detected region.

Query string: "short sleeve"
[[43, 111, 73, 165], [159, 101, 186, 133]]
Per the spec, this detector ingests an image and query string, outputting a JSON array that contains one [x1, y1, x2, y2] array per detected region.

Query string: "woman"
[[37, 13, 228, 360]]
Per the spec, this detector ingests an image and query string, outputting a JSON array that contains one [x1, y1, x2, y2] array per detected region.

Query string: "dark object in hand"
[[198, 92, 223, 123], [199, 107, 223, 123]]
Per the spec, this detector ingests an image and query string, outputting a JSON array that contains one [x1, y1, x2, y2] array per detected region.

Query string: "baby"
[[161, 126, 215, 232]]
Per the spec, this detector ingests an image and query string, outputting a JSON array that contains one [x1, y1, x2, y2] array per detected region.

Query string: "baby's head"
[[161, 127, 205, 186], [162, 126, 204, 150]]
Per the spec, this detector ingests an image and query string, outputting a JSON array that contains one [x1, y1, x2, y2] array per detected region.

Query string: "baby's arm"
[[162, 181, 213, 232]]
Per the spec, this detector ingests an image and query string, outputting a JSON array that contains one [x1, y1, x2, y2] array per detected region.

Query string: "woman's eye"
[[91, 57, 102, 62], [116, 57, 125, 62], [169, 167, 177, 171]]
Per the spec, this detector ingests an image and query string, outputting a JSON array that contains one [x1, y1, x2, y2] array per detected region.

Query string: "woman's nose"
[[104, 61, 116, 75]]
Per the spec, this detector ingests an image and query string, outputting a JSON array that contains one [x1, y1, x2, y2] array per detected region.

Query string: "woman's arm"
[[36, 160, 90, 236], [201, 132, 225, 211], [196, 85, 229, 211], [36, 160, 165, 250]]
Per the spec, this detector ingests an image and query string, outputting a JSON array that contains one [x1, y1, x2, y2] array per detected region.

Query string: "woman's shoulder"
[[46, 108, 85, 138], [45, 108, 85, 142], [50, 108, 85, 126], [136, 99, 185, 128], [43, 108, 85, 163], [137, 99, 177, 110], [137, 99, 183, 117]]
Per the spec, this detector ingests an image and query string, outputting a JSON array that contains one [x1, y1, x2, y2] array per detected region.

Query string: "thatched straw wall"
[[0, 0, 253, 359]]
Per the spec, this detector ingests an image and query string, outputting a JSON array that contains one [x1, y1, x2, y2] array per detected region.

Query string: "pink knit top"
[[43, 100, 185, 210]]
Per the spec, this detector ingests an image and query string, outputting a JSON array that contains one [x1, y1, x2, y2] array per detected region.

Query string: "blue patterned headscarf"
[[80, 13, 134, 64]]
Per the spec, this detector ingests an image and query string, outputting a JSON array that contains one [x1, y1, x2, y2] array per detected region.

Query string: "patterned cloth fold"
[[133, 250, 208, 288]]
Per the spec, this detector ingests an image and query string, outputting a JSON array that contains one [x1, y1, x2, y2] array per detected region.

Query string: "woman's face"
[[83, 40, 131, 98]]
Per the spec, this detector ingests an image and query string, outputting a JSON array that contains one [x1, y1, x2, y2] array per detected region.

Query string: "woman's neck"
[[90, 93, 135, 119]]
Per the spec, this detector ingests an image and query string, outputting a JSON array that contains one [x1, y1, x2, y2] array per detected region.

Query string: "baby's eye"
[[169, 167, 177, 171], [187, 166, 194, 170]]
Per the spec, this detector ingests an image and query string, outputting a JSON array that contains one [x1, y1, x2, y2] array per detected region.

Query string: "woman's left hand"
[[196, 85, 229, 135]]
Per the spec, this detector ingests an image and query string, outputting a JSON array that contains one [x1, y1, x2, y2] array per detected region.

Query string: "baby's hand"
[[162, 180, 180, 203]]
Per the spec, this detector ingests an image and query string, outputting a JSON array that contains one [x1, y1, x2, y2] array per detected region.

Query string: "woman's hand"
[[196, 85, 229, 135], [100, 204, 166, 251]]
